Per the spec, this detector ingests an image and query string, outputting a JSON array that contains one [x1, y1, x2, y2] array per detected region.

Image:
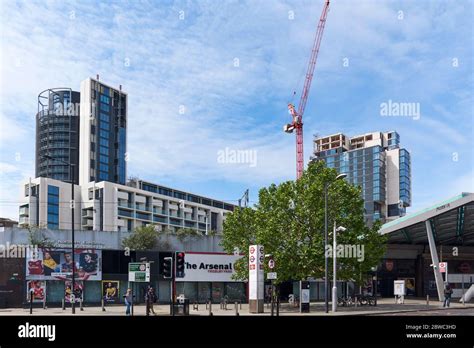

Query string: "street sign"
[[267, 272, 277, 280], [439, 262, 447, 273], [268, 259, 275, 269], [128, 262, 150, 282]]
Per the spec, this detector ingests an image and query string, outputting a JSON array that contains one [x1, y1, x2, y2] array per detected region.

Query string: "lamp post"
[[43, 155, 76, 314], [324, 173, 347, 313], [332, 223, 346, 313]]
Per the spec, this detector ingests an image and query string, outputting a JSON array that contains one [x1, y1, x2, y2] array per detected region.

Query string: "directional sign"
[[128, 262, 150, 282], [267, 272, 277, 280], [268, 259, 275, 269]]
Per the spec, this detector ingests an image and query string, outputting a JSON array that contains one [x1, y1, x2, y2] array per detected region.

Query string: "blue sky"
[[0, 0, 473, 220]]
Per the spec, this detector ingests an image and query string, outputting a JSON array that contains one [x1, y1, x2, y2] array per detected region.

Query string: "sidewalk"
[[1, 298, 473, 316]]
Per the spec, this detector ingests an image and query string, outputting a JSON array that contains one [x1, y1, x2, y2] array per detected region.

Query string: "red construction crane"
[[284, 0, 330, 179]]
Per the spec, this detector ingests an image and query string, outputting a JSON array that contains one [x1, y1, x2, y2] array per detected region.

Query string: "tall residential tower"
[[35, 88, 80, 184], [79, 77, 127, 185], [312, 131, 411, 224]]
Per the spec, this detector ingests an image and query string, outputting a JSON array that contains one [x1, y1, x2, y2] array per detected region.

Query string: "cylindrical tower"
[[36, 88, 80, 184]]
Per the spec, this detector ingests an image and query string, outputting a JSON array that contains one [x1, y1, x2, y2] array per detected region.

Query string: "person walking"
[[145, 286, 157, 315], [443, 283, 453, 308], [124, 288, 133, 316]]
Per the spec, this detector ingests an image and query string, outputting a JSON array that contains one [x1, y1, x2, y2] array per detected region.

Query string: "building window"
[[99, 171, 109, 181], [100, 121, 110, 131], [47, 185, 59, 229], [100, 94, 110, 104], [100, 103, 110, 112]]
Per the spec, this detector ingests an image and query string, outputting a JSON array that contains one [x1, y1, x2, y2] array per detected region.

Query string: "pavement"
[[1, 298, 473, 316]]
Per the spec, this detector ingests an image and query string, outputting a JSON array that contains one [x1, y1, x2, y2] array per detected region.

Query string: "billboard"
[[26, 280, 46, 302], [180, 252, 243, 282], [26, 248, 102, 281]]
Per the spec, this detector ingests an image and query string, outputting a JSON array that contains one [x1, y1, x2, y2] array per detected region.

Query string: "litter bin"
[[183, 299, 190, 316], [175, 297, 190, 315]]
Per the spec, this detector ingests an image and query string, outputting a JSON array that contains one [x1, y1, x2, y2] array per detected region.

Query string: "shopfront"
[[175, 252, 246, 303]]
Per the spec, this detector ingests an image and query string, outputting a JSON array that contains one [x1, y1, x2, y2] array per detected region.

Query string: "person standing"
[[443, 283, 453, 308], [124, 288, 133, 316]]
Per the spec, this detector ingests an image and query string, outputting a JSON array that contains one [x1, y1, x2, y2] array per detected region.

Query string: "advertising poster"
[[65, 280, 84, 303], [102, 281, 120, 303], [26, 248, 102, 281], [26, 280, 46, 302], [400, 277, 415, 296]]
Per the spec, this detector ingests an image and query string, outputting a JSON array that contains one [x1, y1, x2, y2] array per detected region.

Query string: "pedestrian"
[[124, 288, 133, 316], [145, 286, 157, 315], [443, 283, 453, 308]]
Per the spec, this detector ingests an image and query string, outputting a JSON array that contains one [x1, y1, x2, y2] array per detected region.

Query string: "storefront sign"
[[181, 252, 242, 282]]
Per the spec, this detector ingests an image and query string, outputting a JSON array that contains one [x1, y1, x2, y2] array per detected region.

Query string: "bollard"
[[205, 301, 208, 310], [80, 299, 84, 311], [208, 301, 213, 316], [426, 295, 429, 306], [62, 299, 65, 310], [102, 298, 106, 312], [235, 302, 239, 316], [29, 290, 33, 315]]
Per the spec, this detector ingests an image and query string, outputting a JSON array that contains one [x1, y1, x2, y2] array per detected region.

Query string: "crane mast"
[[284, 0, 330, 179]]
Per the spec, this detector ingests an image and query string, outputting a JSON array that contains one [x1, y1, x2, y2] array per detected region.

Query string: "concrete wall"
[[0, 227, 224, 253]]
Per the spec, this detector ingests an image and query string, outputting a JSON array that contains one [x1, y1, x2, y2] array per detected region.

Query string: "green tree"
[[122, 225, 159, 251], [221, 160, 386, 285], [25, 224, 55, 248]]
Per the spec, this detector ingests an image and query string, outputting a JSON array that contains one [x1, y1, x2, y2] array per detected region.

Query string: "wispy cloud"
[[0, 0, 472, 220]]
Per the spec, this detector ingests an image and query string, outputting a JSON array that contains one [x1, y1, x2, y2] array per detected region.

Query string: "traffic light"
[[175, 252, 185, 278], [163, 257, 173, 279]]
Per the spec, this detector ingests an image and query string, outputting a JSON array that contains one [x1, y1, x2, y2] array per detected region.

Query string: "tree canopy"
[[221, 160, 386, 285]]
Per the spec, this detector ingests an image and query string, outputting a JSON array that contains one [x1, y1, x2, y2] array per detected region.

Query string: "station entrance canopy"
[[380, 193, 474, 246]]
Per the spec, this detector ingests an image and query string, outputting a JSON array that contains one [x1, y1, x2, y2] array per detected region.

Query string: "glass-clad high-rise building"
[[312, 131, 411, 224], [79, 77, 127, 185]]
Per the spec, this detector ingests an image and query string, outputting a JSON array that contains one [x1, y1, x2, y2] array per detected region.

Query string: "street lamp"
[[43, 154, 76, 314], [324, 173, 347, 313], [332, 224, 346, 313]]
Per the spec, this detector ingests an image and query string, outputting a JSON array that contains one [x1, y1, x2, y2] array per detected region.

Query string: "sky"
[[0, 0, 473, 221]]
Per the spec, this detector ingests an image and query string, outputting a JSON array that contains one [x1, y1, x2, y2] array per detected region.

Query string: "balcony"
[[19, 206, 29, 216], [19, 217, 29, 225], [81, 209, 93, 218], [153, 207, 167, 215], [118, 201, 133, 209], [169, 211, 182, 218], [135, 204, 151, 212], [170, 219, 182, 227]]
